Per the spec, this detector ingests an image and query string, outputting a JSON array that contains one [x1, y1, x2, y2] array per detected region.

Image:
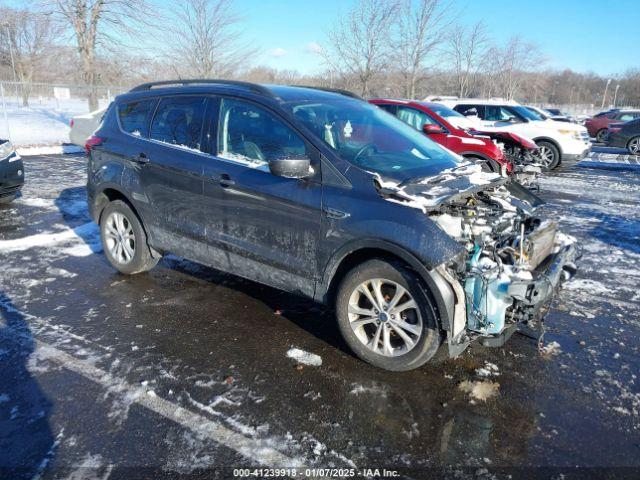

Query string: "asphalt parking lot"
[[1, 153, 639, 478]]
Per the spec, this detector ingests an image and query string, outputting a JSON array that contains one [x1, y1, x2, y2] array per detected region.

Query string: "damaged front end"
[[472, 130, 544, 188], [375, 163, 578, 356]]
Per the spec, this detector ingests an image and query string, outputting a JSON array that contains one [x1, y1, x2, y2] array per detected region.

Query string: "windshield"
[[427, 103, 465, 119], [287, 99, 460, 180], [509, 105, 541, 121]]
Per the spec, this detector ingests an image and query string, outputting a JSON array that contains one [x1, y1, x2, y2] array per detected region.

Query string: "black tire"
[[335, 259, 442, 371], [99, 200, 159, 274], [0, 195, 16, 205], [595, 129, 608, 143], [535, 140, 561, 170], [627, 136, 640, 155]]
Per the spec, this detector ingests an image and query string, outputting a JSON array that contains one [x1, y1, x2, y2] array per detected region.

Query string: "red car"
[[370, 99, 520, 172], [585, 109, 640, 143]]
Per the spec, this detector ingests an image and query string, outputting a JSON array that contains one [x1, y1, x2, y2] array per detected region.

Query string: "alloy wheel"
[[104, 211, 136, 265], [347, 278, 423, 357], [629, 138, 640, 155], [535, 146, 554, 167]]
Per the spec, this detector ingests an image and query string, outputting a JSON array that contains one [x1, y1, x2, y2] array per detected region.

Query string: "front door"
[[203, 96, 322, 297]]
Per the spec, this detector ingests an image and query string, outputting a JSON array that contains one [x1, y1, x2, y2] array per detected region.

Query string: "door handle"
[[323, 207, 350, 219], [218, 173, 235, 187], [131, 153, 150, 164]]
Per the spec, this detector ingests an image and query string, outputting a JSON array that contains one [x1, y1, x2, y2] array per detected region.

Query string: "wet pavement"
[[0, 153, 639, 479]]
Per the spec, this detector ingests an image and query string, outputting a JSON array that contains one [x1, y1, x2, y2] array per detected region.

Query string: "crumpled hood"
[[373, 163, 506, 212]]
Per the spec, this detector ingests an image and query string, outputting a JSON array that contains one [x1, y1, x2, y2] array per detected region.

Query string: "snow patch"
[[458, 380, 500, 401], [286, 348, 322, 367]]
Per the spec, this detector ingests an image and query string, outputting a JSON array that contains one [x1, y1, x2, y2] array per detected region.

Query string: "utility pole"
[[601, 78, 612, 109], [613, 84, 620, 108]]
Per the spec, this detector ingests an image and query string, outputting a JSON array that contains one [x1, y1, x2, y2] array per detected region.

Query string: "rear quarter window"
[[117, 99, 157, 137]]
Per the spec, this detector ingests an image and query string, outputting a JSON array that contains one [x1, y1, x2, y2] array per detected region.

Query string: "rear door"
[[202, 96, 323, 297], [134, 95, 210, 254]]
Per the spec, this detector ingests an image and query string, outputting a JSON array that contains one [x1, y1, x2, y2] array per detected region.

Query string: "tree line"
[[0, 0, 638, 111]]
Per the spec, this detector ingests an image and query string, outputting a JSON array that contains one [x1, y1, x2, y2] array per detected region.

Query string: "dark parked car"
[[606, 118, 640, 154], [86, 80, 577, 371], [0, 139, 24, 204], [585, 110, 640, 142]]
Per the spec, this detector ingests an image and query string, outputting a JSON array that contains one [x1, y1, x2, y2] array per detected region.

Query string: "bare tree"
[[445, 21, 488, 97], [49, 0, 152, 111], [394, 0, 449, 99], [167, 0, 257, 79], [324, 0, 399, 96], [0, 8, 58, 106], [490, 36, 544, 100]]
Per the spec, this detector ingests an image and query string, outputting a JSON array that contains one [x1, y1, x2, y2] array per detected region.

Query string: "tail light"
[[85, 135, 104, 155], [70, 119, 74, 128]]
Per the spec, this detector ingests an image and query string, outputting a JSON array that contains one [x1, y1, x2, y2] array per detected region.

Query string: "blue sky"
[[228, 0, 638, 76]]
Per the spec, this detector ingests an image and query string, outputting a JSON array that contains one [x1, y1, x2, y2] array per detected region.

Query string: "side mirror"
[[269, 156, 312, 179], [423, 124, 445, 134]]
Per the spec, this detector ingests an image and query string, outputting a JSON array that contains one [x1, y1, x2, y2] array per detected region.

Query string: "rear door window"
[[150, 96, 208, 151], [118, 99, 157, 137]]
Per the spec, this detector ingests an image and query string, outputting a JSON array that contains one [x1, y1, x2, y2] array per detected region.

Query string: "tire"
[[335, 259, 442, 371], [99, 200, 159, 274], [627, 137, 640, 155], [534, 140, 561, 170], [595, 129, 608, 143], [0, 195, 16, 205]]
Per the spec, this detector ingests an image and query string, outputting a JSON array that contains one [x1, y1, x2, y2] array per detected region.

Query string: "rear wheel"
[[99, 200, 159, 274], [595, 129, 608, 143], [335, 259, 442, 371], [534, 140, 561, 170], [627, 137, 640, 155]]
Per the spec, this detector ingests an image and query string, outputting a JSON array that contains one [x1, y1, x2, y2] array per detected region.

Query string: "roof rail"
[[129, 79, 276, 97], [293, 85, 362, 100]]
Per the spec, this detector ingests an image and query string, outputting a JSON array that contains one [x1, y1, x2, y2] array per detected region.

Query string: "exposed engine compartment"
[[374, 163, 577, 347], [471, 129, 545, 187]]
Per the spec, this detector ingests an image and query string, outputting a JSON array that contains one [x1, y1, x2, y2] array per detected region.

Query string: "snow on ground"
[[0, 96, 109, 147], [286, 347, 322, 367]]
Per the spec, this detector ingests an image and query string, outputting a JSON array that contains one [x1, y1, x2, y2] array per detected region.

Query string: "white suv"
[[433, 98, 591, 169]]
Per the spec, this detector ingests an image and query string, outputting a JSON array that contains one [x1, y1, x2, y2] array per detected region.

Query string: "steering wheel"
[[353, 143, 378, 163]]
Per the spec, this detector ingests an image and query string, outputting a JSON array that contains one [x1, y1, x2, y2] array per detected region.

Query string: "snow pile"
[[286, 348, 322, 367], [0, 96, 110, 147], [475, 361, 500, 377], [540, 341, 562, 356]]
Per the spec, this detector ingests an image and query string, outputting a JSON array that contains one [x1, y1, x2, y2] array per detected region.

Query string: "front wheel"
[[628, 137, 640, 155], [335, 259, 442, 371], [99, 200, 159, 274], [534, 140, 561, 170]]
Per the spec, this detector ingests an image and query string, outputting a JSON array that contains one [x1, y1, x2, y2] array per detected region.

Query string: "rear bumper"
[[0, 153, 24, 199]]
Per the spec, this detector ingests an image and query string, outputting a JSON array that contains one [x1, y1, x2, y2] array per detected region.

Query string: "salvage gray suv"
[[86, 80, 578, 371]]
